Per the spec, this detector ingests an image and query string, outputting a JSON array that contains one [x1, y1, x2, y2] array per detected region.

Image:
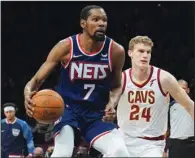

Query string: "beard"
[[92, 31, 105, 41]]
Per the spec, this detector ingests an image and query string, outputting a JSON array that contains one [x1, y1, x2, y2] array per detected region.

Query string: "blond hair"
[[128, 36, 154, 50]]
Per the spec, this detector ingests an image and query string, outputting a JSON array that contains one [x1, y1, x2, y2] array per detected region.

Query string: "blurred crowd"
[[2, 1, 194, 156]]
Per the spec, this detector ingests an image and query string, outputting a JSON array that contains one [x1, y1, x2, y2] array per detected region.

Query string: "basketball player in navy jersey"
[[24, 5, 129, 157]]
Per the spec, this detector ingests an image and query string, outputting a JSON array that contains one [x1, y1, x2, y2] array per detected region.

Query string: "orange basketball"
[[32, 89, 64, 124]]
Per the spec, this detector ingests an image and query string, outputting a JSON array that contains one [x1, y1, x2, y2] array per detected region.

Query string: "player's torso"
[[55, 34, 113, 110], [117, 66, 170, 137], [2, 119, 24, 150]]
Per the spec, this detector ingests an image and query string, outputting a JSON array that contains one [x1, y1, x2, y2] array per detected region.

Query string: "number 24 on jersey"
[[129, 105, 151, 122]]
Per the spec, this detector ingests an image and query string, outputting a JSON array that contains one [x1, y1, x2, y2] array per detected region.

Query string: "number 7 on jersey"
[[84, 84, 95, 100]]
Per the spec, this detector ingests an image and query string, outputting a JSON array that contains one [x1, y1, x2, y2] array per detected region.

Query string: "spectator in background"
[[1, 103, 35, 158], [31, 122, 54, 151]]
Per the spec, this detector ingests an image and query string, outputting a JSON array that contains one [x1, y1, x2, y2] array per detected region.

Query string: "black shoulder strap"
[[167, 100, 176, 137]]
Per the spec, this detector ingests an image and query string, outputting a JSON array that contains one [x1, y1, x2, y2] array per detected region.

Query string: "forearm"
[[108, 85, 122, 108], [24, 78, 44, 95], [27, 140, 35, 154]]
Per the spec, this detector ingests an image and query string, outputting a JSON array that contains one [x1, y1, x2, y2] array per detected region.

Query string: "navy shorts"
[[53, 103, 117, 145]]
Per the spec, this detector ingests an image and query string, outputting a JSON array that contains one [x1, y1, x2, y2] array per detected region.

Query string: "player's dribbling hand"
[[24, 91, 37, 117], [102, 106, 116, 123]]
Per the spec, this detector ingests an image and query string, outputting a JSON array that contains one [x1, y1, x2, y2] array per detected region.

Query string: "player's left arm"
[[22, 121, 35, 155], [160, 70, 194, 120], [108, 41, 125, 108]]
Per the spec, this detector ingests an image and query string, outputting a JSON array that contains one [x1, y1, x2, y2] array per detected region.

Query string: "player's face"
[[128, 43, 152, 69], [81, 8, 108, 41], [178, 82, 190, 94], [4, 110, 15, 120]]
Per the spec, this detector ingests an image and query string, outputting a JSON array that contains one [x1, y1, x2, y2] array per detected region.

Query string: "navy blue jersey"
[[55, 34, 113, 110], [1, 118, 34, 156]]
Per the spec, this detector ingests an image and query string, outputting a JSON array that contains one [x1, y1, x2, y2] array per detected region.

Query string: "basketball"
[[32, 89, 65, 124]]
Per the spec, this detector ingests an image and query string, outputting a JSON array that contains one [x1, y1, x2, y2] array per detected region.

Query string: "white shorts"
[[119, 129, 166, 157]]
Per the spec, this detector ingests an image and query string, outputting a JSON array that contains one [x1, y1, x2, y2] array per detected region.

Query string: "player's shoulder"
[[155, 66, 175, 83], [123, 68, 131, 74], [59, 34, 77, 43], [106, 36, 124, 53], [113, 41, 125, 53], [16, 118, 28, 126], [57, 34, 78, 48], [150, 65, 162, 72]]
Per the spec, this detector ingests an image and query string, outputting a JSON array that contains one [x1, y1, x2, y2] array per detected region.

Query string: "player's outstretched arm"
[[160, 70, 194, 120], [24, 38, 71, 117], [103, 41, 125, 122]]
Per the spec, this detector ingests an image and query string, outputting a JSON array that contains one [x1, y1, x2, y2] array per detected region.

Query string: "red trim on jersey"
[[129, 66, 154, 88], [139, 134, 165, 141], [54, 131, 60, 138], [157, 69, 168, 96], [164, 140, 169, 152], [77, 34, 104, 55], [108, 40, 114, 71], [121, 71, 127, 94], [89, 130, 111, 150], [61, 37, 73, 68], [53, 130, 60, 145]]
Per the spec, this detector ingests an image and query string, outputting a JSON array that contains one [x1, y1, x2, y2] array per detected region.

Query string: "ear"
[[186, 88, 190, 94], [128, 49, 132, 58], [80, 19, 86, 29]]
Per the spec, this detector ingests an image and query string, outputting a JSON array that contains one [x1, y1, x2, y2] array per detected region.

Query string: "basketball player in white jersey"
[[117, 36, 194, 157], [165, 79, 194, 158]]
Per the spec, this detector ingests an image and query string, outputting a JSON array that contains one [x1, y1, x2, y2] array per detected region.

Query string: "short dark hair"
[[3, 102, 17, 109], [80, 5, 103, 20]]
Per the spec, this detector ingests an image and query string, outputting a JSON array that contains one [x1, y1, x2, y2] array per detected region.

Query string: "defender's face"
[[4, 110, 15, 120], [128, 43, 152, 69], [81, 8, 108, 41]]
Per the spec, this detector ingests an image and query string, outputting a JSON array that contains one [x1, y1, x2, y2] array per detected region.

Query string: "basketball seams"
[[32, 89, 64, 124], [32, 94, 64, 102]]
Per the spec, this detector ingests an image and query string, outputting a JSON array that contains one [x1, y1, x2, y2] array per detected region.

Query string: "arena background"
[[1, 0, 194, 151]]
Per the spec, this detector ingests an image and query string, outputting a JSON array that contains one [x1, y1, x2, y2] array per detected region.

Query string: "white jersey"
[[117, 66, 170, 137], [170, 102, 194, 139]]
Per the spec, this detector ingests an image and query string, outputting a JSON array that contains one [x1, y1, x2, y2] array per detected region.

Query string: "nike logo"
[[73, 54, 83, 58], [101, 53, 108, 58]]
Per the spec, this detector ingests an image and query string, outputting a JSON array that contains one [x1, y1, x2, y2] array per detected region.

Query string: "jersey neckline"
[[76, 34, 106, 56], [129, 65, 154, 88]]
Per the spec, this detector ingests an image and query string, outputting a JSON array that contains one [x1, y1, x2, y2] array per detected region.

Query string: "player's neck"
[[79, 33, 103, 53], [6, 117, 16, 124], [131, 65, 150, 83]]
